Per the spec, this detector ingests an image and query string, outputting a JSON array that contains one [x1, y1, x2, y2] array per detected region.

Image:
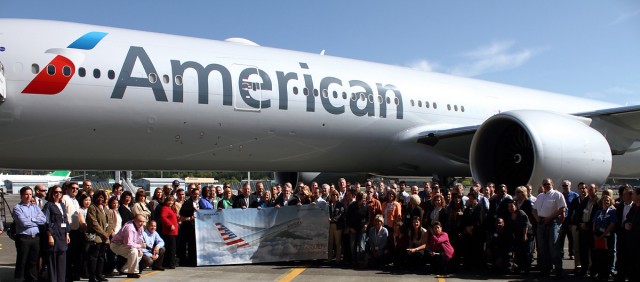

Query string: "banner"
[[195, 203, 329, 266]]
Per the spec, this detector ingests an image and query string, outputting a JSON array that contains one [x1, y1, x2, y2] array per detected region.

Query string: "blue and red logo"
[[22, 31, 108, 95]]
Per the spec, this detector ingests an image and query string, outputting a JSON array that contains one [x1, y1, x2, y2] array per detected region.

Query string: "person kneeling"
[[140, 220, 165, 271], [110, 215, 146, 279], [427, 221, 454, 275]]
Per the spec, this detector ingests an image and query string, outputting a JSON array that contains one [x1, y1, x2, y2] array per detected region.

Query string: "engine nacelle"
[[470, 110, 612, 192]]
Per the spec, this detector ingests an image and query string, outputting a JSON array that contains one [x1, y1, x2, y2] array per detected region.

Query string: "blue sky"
[[2, 1, 639, 105]]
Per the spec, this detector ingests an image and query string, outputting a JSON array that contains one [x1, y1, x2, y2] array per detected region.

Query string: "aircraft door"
[[233, 64, 269, 112], [0, 61, 6, 102]]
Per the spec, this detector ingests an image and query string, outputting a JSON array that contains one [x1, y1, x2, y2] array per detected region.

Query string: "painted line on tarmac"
[[278, 266, 307, 282], [436, 275, 446, 282], [122, 270, 159, 282]]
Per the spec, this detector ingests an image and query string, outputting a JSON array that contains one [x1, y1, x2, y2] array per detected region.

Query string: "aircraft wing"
[[414, 125, 479, 164], [414, 105, 640, 162], [576, 105, 640, 155], [274, 230, 311, 240]]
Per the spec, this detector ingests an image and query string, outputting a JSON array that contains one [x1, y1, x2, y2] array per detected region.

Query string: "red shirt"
[[428, 231, 454, 259]]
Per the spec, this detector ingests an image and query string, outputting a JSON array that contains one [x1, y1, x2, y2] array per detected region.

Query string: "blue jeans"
[[350, 231, 367, 265], [536, 219, 562, 274]]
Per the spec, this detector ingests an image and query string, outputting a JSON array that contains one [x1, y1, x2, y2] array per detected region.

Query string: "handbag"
[[84, 232, 96, 243], [594, 237, 607, 250], [6, 222, 16, 241]]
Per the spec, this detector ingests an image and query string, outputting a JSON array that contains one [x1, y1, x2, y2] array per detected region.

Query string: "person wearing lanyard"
[[532, 178, 567, 278], [13, 186, 46, 282]]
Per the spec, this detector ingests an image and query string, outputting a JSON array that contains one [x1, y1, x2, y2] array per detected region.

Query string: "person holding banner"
[[178, 187, 200, 267], [275, 183, 300, 207], [217, 188, 235, 210]]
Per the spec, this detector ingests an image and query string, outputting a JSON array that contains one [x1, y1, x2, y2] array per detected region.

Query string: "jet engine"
[[470, 110, 612, 192]]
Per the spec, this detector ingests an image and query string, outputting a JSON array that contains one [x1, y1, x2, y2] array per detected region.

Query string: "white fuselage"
[[0, 19, 635, 178]]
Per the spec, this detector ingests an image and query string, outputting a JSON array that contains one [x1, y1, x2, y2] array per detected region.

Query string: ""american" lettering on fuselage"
[[111, 46, 404, 119]]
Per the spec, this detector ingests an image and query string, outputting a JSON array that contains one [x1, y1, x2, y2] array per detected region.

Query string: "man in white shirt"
[[533, 178, 567, 278], [61, 182, 81, 280]]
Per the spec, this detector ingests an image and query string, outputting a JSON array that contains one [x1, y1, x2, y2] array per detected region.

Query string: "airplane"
[[215, 218, 307, 250], [0, 18, 639, 191], [0, 170, 72, 193]]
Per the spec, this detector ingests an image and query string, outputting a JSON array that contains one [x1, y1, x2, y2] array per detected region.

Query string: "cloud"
[[406, 41, 541, 77], [407, 59, 439, 72], [609, 9, 640, 26], [449, 41, 537, 77]]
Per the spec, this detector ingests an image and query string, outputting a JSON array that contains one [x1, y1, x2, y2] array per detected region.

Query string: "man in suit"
[[616, 186, 636, 281], [274, 183, 300, 207], [178, 187, 200, 267], [234, 182, 257, 209]]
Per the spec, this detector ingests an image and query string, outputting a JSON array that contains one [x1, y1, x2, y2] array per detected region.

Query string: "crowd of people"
[[8, 177, 640, 282]]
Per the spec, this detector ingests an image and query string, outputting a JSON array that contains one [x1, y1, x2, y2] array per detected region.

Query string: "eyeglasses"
[[543, 183, 551, 186], [53, 191, 62, 194], [37, 190, 47, 192], [70, 187, 79, 190]]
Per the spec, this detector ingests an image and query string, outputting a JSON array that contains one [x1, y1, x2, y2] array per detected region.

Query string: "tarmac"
[[0, 194, 593, 282]]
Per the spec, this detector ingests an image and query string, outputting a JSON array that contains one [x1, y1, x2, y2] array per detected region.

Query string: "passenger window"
[[378, 95, 383, 104], [149, 73, 157, 83], [418, 101, 422, 107], [47, 64, 55, 76], [62, 66, 72, 77], [454, 105, 458, 111], [175, 75, 183, 85], [425, 101, 430, 108], [410, 100, 415, 107], [447, 104, 451, 111], [31, 64, 40, 74], [386, 97, 391, 104], [323, 89, 329, 98], [108, 70, 115, 80], [93, 69, 101, 78], [303, 88, 309, 96], [342, 92, 347, 99], [394, 97, 399, 105], [433, 102, 438, 109], [293, 87, 298, 95], [461, 105, 465, 112], [78, 67, 86, 77], [351, 93, 357, 101], [163, 75, 170, 84], [360, 93, 365, 101], [332, 91, 338, 99], [313, 89, 319, 97]]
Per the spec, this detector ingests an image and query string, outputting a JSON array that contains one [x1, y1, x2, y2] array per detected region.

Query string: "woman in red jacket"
[[159, 196, 179, 269]]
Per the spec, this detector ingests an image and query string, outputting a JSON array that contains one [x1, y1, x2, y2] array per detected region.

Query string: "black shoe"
[[98, 276, 109, 282], [152, 266, 165, 271], [127, 273, 141, 279]]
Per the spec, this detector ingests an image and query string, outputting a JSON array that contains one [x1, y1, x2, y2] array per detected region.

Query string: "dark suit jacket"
[[233, 194, 257, 209], [118, 205, 134, 227], [328, 201, 345, 230], [274, 194, 299, 207], [43, 201, 70, 252]]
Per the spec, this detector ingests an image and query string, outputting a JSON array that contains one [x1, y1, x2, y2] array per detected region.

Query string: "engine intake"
[[470, 110, 612, 192]]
